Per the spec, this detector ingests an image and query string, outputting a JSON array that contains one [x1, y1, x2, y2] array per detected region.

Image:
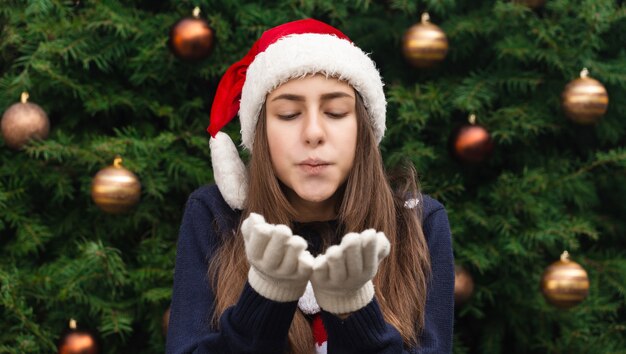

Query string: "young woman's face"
[[265, 74, 357, 210]]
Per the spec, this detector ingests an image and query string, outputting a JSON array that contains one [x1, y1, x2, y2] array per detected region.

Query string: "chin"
[[299, 191, 333, 203], [294, 185, 337, 203]]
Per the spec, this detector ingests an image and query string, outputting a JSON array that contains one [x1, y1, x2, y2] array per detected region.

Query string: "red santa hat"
[[207, 19, 386, 210]]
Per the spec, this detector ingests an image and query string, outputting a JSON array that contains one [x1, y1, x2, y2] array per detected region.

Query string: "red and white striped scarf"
[[312, 313, 327, 354]]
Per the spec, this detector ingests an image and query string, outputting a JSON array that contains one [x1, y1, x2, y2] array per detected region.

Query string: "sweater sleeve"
[[417, 206, 455, 353], [165, 195, 298, 354], [319, 204, 454, 354]]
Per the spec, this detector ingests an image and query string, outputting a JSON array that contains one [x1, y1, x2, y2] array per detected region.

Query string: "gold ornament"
[[562, 68, 609, 125], [168, 7, 215, 61], [454, 265, 474, 306], [513, 0, 547, 9], [91, 156, 141, 214], [402, 13, 449, 68], [57, 319, 100, 354], [540, 251, 590, 309], [1, 92, 50, 150]]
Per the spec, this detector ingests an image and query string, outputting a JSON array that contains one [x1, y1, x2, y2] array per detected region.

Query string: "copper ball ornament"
[[1, 92, 50, 150], [168, 7, 215, 61], [561, 68, 609, 125], [449, 114, 494, 164], [91, 157, 141, 214], [402, 13, 449, 68], [540, 251, 590, 309], [57, 319, 100, 354], [162, 306, 171, 336], [513, 0, 547, 9], [454, 265, 474, 306]]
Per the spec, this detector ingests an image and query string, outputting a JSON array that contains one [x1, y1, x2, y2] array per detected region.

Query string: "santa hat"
[[207, 19, 386, 210]]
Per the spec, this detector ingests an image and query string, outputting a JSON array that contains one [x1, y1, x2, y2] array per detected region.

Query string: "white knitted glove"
[[241, 213, 315, 302], [311, 229, 391, 314]]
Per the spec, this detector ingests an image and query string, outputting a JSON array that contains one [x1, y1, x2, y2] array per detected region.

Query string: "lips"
[[298, 158, 331, 174], [298, 158, 330, 166]]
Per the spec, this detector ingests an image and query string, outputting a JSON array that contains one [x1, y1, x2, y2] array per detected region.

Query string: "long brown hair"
[[208, 90, 431, 353]]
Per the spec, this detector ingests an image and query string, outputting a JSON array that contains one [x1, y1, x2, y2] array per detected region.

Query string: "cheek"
[[266, 121, 290, 176], [266, 123, 277, 153], [339, 118, 358, 167]]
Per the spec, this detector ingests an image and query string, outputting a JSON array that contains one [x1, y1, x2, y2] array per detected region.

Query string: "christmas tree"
[[1, 1, 625, 353]]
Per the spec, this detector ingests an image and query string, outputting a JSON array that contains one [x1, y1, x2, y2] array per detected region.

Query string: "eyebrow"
[[270, 92, 354, 102]]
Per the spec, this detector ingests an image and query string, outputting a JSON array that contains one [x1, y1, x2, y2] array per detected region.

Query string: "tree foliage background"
[[1, 0, 625, 353]]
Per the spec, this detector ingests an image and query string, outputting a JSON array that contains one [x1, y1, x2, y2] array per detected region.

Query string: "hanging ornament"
[[448, 114, 494, 165], [402, 13, 449, 68], [454, 265, 474, 307], [91, 156, 141, 214], [162, 306, 171, 336], [168, 7, 216, 61], [561, 68, 609, 125], [513, 0, 547, 9], [540, 251, 590, 309], [57, 319, 100, 354], [1, 92, 50, 150]]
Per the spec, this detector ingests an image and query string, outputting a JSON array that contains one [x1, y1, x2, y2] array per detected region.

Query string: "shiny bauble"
[[162, 306, 171, 336], [57, 319, 100, 354], [540, 251, 590, 309], [513, 0, 547, 8], [562, 68, 609, 125], [449, 115, 494, 164], [1, 92, 50, 150], [402, 13, 448, 68], [91, 157, 141, 214], [454, 265, 474, 306], [168, 7, 215, 61]]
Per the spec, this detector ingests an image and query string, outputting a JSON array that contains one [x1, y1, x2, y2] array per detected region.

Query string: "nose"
[[302, 110, 325, 147]]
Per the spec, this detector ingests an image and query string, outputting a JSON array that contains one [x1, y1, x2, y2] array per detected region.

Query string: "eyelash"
[[327, 112, 348, 119], [278, 114, 298, 120], [277, 112, 348, 120]]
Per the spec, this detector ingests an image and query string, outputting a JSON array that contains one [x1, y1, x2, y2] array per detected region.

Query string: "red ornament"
[[57, 319, 100, 354], [168, 7, 215, 61], [449, 114, 494, 164]]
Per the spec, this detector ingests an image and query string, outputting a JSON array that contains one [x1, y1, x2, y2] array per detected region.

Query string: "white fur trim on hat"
[[209, 132, 248, 210], [239, 33, 386, 151]]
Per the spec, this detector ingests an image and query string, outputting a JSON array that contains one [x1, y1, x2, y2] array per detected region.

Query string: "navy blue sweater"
[[166, 185, 454, 353]]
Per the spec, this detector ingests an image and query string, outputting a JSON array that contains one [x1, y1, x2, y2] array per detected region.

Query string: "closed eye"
[[277, 113, 299, 120], [326, 112, 348, 118]]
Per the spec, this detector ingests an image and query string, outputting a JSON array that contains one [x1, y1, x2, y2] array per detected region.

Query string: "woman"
[[166, 19, 454, 354]]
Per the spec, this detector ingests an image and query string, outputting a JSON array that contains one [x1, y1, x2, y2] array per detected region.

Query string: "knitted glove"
[[241, 213, 315, 302], [311, 229, 390, 314]]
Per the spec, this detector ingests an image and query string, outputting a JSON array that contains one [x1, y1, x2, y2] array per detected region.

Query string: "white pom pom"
[[298, 281, 321, 315], [209, 132, 248, 210]]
